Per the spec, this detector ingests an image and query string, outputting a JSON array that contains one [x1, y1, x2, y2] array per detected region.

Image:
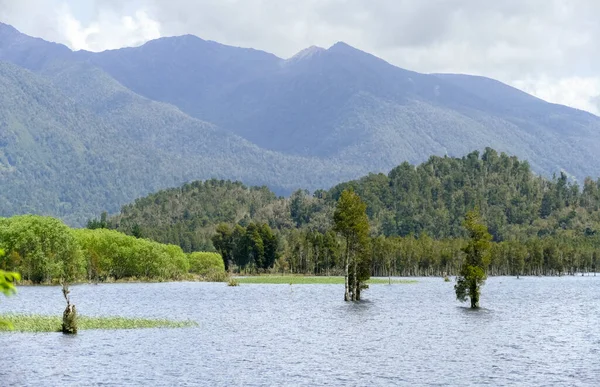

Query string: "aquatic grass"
[[0, 314, 197, 333], [234, 276, 417, 285]]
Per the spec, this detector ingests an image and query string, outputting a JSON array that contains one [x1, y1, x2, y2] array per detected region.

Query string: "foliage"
[[334, 189, 371, 301], [455, 211, 492, 308], [0, 249, 20, 296], [0, 270, 20, 297], [0, 248, 20, 330], [98, 149, 600, 280], [188, 252, 226, 281], [0, 215, 206, 284], [227, 277, 240, 287], [0, 216, 84, 283], [74, 229, 189, 281], [209, 222, 279, 273]]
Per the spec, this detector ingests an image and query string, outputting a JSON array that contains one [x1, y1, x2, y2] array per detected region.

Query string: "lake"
[[1, 276, 599, 386]]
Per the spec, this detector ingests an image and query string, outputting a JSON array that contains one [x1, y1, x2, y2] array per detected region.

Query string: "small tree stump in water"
[[61, 281, 77, 334], [62, 304, 77, 334]]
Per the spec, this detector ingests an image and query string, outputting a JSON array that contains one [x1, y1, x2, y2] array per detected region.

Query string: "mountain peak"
[[328, 41, 358, 53], [286, 45, 325, 62]]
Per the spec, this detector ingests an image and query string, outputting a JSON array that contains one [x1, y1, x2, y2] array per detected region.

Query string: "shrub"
[[188, 252, 225, 276]]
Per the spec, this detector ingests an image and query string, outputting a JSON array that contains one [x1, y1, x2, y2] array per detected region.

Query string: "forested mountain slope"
[[107, 149, 600, 253], [0, 58, 360, 224], [79, 35, 600, 180]]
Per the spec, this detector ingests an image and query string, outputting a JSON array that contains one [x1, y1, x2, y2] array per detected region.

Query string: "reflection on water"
[[1, 277, 599, 386]]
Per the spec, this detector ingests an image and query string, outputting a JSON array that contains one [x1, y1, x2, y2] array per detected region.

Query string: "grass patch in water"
[[0, 314, 197, 332], [235, 276, 417, 285]]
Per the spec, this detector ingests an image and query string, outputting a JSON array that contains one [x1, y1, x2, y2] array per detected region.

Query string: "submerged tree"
[[455, 210, 492, 308], [334, 189, 370, 301]]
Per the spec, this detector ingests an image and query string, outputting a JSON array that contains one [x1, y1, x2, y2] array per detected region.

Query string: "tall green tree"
[[212, 223, 233, 270], [455, 210, 492, 308], [333, 189, 370, 301]]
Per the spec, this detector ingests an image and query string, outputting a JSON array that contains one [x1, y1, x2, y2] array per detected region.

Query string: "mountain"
[[1, 22, 600, 225], [0, 24, 361, 224], [77, 36, 600, 180]]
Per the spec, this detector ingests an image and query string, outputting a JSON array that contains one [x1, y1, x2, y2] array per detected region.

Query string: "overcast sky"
[[1, 0, 599, 114]]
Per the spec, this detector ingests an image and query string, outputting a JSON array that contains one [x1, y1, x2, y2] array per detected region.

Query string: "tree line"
[[98, 149, 600, 277]]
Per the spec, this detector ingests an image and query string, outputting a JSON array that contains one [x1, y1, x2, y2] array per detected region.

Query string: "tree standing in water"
[[455, 210, 492, 308], [334, 189, 370, 301]]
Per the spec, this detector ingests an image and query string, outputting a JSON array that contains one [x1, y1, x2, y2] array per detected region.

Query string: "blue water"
[[1, 276, 599, 386]]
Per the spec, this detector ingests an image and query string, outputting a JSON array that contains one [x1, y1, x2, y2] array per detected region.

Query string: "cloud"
[[57, 5, 160, 51], [0, 0, 160, 51], [1, 0, 599, 113], [514, 76, 600, 115]]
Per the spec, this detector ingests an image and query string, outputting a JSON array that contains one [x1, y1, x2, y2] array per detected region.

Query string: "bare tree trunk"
[[352, 255, 358, 301], [344, 238, 350, 302], [61, 281, 77, 334], [62, 304, 77, 334]]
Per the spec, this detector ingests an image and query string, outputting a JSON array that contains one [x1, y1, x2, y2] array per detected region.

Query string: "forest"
[[99, 148, 600, 277]]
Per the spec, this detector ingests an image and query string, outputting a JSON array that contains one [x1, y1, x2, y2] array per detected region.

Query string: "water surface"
[[1, 276, 599, 386]]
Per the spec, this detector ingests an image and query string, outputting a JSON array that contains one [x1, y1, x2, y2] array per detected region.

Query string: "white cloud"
[[56, 4, 160, 51], [513, 77, 600, 115]]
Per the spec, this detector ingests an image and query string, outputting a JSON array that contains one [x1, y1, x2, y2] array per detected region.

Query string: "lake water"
[[1, 276, 599, 386]]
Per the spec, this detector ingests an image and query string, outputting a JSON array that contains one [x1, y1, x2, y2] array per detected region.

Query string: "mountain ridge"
[[0, 22, 599, 225]]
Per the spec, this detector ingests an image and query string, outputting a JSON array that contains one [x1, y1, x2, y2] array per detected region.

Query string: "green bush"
[[74, 229, 189, 281], [0, 215, 84, 283], [0, 215, 191, 283], [188, 252, 225, 276]]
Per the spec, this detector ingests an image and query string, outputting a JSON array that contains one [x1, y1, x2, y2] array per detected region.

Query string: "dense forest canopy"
[[102, 149, 600, 277]]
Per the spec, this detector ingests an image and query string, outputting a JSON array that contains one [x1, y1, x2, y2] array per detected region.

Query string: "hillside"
[[1, 22, 600, 224], [79, 36, 600, 180], [107, 149, 600, 253], [0, 58, 360, 224]]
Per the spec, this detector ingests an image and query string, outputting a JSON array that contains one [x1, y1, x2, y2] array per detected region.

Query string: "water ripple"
[[1, 277, 599, 386]]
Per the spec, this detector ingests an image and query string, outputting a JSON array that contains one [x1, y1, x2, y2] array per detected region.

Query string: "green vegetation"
[[0, 314, 197, 332], [0, 248, 21, 330], [455, 211, 492, 308], [235, 276, 416, 285], [334, 189, 371, 301], [106, 150, 600, 279], [188, 252, 226, 281], [0, 249, 19, 297], [0, 215, 225, 284]]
